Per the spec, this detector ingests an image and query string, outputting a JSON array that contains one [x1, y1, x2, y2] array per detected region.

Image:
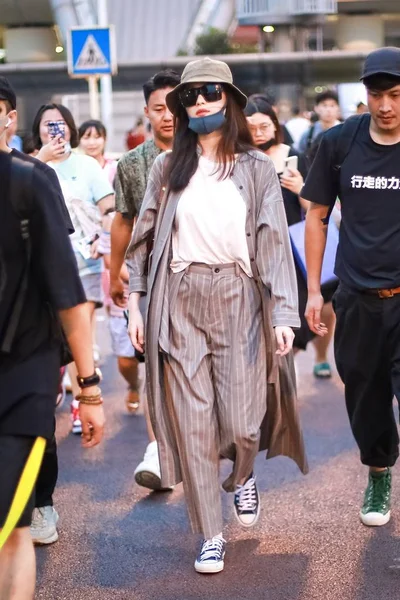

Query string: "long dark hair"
[[167, 87, 253, 193], [244, 94, 283, 146], [32, 103, 79, 150]]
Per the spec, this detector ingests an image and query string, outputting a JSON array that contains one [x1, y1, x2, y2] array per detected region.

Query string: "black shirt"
[[279, 147, 308, 227], [0, 150, 86, 373], [301, 116, 400, 290]]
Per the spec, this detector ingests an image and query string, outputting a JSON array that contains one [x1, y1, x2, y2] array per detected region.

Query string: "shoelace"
[[235, 477, 257, 511], [200, 537, 225, 562], [367, 473, 390, 512]]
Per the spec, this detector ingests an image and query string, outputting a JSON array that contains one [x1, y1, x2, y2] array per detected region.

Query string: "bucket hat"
[[361, 47, 400, 80], [166, 57, 247, 113]]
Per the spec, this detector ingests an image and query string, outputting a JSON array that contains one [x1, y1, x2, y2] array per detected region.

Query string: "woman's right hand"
[[37, 135, 66, 163]]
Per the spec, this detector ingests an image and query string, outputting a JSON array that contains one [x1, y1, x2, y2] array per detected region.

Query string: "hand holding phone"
[[280, 155, 303, 196], [282, 155, 298, 178]]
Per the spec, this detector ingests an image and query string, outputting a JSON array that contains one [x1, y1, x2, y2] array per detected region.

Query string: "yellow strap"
[[0, 437, 46, 550]]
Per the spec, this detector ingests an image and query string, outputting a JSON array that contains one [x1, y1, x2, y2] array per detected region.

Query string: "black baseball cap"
[[0, 76, 16, 109], [361, 47, 400, 81]]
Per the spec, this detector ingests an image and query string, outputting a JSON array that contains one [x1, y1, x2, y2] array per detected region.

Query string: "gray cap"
[[361, 47, 400, 80], [166, 57, 247, 113]]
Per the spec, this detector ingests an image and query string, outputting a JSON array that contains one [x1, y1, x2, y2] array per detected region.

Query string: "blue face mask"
[[188, 108, 226, 135]]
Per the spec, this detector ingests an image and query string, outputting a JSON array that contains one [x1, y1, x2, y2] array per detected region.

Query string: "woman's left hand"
[[274, 326, 295, 356], [280, 168, 304, 196]]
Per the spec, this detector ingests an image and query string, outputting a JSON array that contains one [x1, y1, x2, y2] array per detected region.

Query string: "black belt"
[[363, 287, 400, 299]]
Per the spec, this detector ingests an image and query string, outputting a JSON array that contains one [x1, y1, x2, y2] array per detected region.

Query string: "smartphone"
[[283, 155, 298, 177], [47, 120, 65, 139], [76, 234, 94, 260]]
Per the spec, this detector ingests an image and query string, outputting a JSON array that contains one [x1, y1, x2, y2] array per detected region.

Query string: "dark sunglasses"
[[179, 83, 223, 108]]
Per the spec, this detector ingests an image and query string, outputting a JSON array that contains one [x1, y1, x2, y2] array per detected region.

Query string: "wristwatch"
[[76, 371, 101, 389]]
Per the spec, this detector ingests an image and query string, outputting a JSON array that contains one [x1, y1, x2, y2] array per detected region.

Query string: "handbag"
[[289, 219, 339, 286]]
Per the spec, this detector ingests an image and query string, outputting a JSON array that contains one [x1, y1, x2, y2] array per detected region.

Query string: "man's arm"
[[59, 304, 105, 447], [110, 212, 134, 307], [304, 202, 330, 335], [300, 129, 339, 336]]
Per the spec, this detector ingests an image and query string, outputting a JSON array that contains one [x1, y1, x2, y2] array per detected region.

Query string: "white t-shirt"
[[49, 152, 113, 276], [285, 116, 310, 146], [171, 156, 252, 277]]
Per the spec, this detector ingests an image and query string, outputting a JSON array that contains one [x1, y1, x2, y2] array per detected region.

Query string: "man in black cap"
[[0, 77, 105, 599], [302, 47, 400, 528]]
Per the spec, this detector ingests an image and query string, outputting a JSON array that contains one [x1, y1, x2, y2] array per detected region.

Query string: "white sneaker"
[[30, 506, 59, 545], [93, 344, 101, 366], [63, 370, 72, 393], [134, 441, 173, 491], [195, 536, 226, 574]]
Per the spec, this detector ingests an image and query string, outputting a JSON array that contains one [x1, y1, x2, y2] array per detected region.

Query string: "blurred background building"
[[0, 0, 398, 150]]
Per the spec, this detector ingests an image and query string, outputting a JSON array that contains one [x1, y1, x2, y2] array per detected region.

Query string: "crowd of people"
[[1, 44, 400, 597]]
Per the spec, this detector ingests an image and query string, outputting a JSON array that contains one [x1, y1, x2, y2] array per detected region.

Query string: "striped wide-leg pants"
[[163, 262, 267, 539]]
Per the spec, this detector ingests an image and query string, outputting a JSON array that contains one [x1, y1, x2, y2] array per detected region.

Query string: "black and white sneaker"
[[234, 474, 260, 528], [194, 536, 226, 574]]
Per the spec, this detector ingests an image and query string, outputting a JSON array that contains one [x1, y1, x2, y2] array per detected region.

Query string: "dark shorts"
[[0, 435, 36, 528], [0, 343, 60, 439]]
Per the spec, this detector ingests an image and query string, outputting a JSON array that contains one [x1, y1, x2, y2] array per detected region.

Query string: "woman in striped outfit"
[[126, 57, 307, 574]]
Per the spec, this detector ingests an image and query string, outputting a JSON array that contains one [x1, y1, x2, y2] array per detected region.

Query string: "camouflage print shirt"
[[115, 139, 163, 219]]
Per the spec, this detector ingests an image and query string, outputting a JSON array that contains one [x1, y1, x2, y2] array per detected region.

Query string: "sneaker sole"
[[135, 470, 169, 491], [72, 425, 82, 435], [360, 509, 391, 527], [233, 488, 261, 528], [314, 371, 332, 378], [31, 530, 59, 545], [194, 556, 225, 574]]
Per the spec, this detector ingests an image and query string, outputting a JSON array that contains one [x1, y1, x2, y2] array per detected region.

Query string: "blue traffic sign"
[[67, 26, 117, 78]]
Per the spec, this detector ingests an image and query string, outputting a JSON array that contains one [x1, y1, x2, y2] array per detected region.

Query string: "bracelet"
[[77, 396, 104, 406], [75, 386, 101, 399], [77, 371, 101, 389], [76, 388, 102, 402]]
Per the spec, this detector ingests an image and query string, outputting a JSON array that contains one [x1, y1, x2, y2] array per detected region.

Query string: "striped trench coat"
[[126, 149, 309, 486]]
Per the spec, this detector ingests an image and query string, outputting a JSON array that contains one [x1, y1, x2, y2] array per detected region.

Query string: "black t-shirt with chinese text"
[[301, 116, 400, 290]]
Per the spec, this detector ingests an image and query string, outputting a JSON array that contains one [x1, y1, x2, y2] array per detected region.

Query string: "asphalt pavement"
[[35, 318, 400, 600]]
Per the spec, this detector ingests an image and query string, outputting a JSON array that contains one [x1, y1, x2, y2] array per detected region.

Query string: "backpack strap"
[[306, 124, 316, 151], [320, 114, 368, 225], [1, 157, 34, 353], [333, 113, 368, 175]]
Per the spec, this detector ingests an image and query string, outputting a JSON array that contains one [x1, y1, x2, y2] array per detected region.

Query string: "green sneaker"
[[360, 469, 392, 527], [313, 362, 332, 378]]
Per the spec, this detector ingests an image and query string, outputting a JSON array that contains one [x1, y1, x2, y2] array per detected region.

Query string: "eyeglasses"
[[179, 84, 223, 108], [248, 123, 274, 134]]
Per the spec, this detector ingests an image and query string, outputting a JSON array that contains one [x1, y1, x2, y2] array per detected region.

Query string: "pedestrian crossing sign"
[[68, 26, 117, 78]]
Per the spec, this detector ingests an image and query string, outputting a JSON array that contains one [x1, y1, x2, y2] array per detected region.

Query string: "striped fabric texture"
[[165, 263, 267, 538], [126, 150, 308, 491]]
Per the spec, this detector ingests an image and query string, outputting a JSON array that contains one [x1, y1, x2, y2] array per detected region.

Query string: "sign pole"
[[88, 75, 100, 119], [97, 0, 114, 149], [68, 26, 117, 132]]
